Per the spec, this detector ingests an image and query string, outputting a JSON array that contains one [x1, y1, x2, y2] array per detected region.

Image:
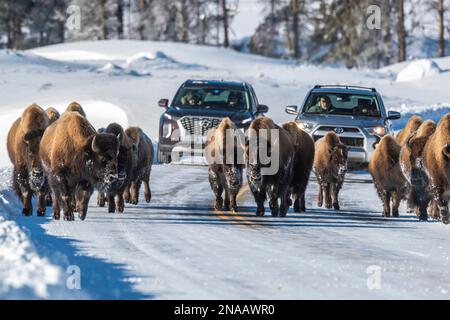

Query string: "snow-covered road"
[[3, 165, 449, 299]]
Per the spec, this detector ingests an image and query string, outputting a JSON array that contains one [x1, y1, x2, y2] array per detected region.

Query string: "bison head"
[[86, 133, 120, 191], [330, 144, 348, 176]]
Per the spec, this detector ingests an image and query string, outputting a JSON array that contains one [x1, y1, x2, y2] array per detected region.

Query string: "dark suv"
[[158, 80, 269, 163]]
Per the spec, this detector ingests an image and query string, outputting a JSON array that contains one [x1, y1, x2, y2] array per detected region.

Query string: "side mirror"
[[387, 111, 401, 120], [285, 105, 299, 115], [257, 104, 269, 114], [158, 99, 169, 108]]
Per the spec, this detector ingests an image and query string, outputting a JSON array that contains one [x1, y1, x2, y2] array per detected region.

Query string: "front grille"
[[313, 135, 364, 147], [318, 126, 360, 133], [180, 117, 221, 135]]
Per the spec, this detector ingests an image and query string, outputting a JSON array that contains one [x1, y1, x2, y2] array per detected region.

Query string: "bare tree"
[[291, 0, 300, 58], [397, 0, 406, 62], [221, 0, 229, 47], [438, 0, 445, 57]]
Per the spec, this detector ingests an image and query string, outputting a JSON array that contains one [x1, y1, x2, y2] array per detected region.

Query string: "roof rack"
[[313, 84, 377, 92]]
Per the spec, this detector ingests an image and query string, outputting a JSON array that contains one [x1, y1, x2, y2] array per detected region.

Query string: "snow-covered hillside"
[[0, 40, 449, 299]]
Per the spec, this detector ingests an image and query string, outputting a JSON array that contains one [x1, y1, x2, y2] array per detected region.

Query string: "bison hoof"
[[326, 204, 332, 210], [37, 207, 46, 217], [98, 201, 105, 207], [333, 203, 340, 211], [145, 193, 151, 203], [256, 207, 265, 216], [230, 206, 238, 214], [78, 212, 86, 221], [271, 209, 279, 217], [131, 199, 138, 205], [22, 207, 32, 216], [53, 212, 60, 220], [392, 209, 400, 218], [442, 216, 450, 224], [45, 196, 52, 207], [63, 213, 74, 221], [418, 213, 428, 221]]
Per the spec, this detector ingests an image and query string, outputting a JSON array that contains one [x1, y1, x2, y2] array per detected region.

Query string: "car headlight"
[[163, 122, 172, 138], [296, 121, 314, 132], [366, 125, 387, 136]]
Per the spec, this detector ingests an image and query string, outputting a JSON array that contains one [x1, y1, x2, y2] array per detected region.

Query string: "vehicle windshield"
[[304, 93, 381, 117], [173, 87, 251, 111]]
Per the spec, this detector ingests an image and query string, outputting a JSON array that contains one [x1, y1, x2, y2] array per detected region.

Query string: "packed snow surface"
[[0, 40, 450, 299], [396, 59, 442, 82]]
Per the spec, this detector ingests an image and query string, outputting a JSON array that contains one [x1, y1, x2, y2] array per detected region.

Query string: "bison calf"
[[245, 117, 294, 217], [423, 114, 450, 224], [282, 121, 315, 213], [97, 123, 134, 213], [313, 132, 348, 211], [40, 112, 120, 221], [123, 127, 153, 205], [7, 103, 51, 216], [205, 118, 244, 212], [369, 135, 407, 217]]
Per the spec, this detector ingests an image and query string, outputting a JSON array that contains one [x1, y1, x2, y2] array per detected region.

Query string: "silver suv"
[[285, 85, 401, 168]]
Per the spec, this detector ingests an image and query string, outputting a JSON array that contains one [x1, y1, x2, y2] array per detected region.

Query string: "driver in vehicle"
[[308, 95, 336, 113], [181, 91, 203, 106]]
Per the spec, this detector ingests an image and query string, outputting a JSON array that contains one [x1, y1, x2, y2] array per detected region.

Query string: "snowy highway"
[[4, 165, 450, 299], [1, 40, 450, 299]]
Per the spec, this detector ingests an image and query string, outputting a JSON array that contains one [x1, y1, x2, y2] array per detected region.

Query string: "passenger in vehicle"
[[181, 91, 203, 106]]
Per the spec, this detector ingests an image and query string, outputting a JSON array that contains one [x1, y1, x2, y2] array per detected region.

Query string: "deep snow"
[[0, 40, 449, 299]]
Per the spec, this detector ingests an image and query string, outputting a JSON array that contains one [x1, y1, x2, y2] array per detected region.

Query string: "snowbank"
[[396, 59, 441, 82], [0, 176, 61, 299]]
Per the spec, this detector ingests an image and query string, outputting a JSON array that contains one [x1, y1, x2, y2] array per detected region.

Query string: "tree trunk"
[[270, 0, 276, 54], [221, 0, 229, 47], [180, 0, 189, 42], [117, 0, 124, 39], [291, 0, 300, 59], [99, 0, 108, 40], [438, 0, 445, 57], [384, 0, 392, 65], [397, 0, 406, 62]]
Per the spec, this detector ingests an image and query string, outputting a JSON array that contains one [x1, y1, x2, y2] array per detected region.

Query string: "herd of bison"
[[6, 103, 450, 225]]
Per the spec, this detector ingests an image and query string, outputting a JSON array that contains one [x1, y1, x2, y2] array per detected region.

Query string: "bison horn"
[[443, 144, 450, 159], [91, 135, 101, 153]]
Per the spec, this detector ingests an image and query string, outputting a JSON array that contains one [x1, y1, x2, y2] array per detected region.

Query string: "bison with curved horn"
[[245, 117, 294, 217], [65, 101, 86, 117], [205, 117, 244, 212], [96, 123, 134, 213], [40, 112, 120, 221], [7, 103, 51, 216]]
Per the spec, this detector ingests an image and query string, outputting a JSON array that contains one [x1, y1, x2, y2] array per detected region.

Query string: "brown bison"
[[313, 132, 348, 210], [245, 117, 294, 217], [45, 107, 60, 124], [66, 101, 86, 117], [396, 115, 422, 146], [205, 118, 244, 212], [423, 113, 450, 224], [369, 135, 407, 217], [40, 112, 120, 221], [123, 127, 153, 205], [7, 104, 51, 216], [399, 120, 437, 220], [282, 121, 315, 213], [97, 123, 134, 213]]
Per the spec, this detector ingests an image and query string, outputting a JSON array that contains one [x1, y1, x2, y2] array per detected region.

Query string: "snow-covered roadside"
[[0, 170, 62, 299]]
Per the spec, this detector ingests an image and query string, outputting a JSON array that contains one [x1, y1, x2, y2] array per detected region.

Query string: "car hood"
[[298, 114, 384, 127], [165, 107, 253, 123]]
